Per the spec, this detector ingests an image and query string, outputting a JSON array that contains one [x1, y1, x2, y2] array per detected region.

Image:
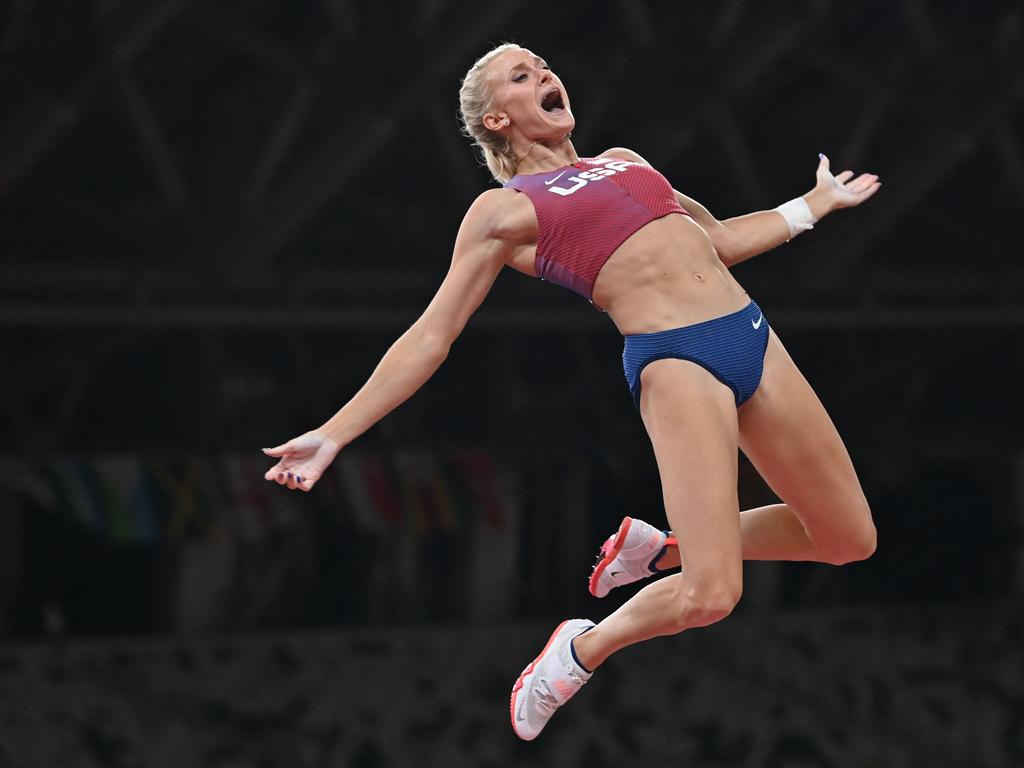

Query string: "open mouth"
[[540, 88, 566, 114]]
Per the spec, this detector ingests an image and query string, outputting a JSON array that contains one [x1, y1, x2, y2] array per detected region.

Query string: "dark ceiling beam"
[[320, 0, 359, 40], [411, 0, 450, 36], [216, 112, 401, 272], [615, 0, 658, 48], [656, 16, 815, 171], [837, 78, 899, 171], [107, 0, 196, 63], [991, 119, 1024, 211], [708, 104, 769, 209], [187, 9, 310, 77], [901, 0, 943, 59], [0, 264, 439, 295], [0, 0, 32, 66], [723, 22, 807, 94], [427, 100, 479, 205], [216, 0, 525, 271], [708, 0, 752, 50], [185, 9, 342, 211], [335, 188, 451, 255], [242, 80, 318, 209], [0, 0, 196, 200], [571, 44, 631, 149], [793, 47, 889, 96], [805, 70, 1024, 289], [0, 99, 78, 199], [24, 179, 168, 256], [3, 331, 142, 449], [112, 65, 198, 230]]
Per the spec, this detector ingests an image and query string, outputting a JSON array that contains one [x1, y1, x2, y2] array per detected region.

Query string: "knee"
[[843, 518, 878, 563], [667, 577, 742, 632], [824, 503, 877, 565]]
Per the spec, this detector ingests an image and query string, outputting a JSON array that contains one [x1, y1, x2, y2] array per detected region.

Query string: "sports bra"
[[504, 157, 689, 308]]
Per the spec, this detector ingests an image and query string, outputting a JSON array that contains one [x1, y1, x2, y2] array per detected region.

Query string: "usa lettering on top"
[[545, 157, 634, 196]]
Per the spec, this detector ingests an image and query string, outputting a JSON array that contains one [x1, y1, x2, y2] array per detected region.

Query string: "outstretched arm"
[[682, 154, 881, 267], [262, 190, 511, 491], [599, 148, 881, 268]]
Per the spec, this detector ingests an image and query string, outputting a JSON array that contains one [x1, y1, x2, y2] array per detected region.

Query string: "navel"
[[693, 272, 705, 282]]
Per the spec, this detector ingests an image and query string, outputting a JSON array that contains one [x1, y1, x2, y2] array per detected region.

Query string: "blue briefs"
[[622, 300, 770, 409]]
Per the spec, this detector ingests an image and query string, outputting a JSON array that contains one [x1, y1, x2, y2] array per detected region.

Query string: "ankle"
[[570, 630, 601, 672]]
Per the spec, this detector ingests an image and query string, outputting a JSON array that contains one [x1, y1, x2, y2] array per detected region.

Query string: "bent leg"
[[574, 359, 743, 670], [646, 502, 817, 571], [640, 331, 875, 566], [735, 329, 876, 564]]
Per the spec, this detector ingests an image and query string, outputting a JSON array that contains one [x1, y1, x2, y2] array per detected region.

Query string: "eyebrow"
[[509, 56, 547, 72]]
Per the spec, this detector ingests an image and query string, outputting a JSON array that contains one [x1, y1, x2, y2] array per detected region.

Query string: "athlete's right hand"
[[262, 431, 341, 492]]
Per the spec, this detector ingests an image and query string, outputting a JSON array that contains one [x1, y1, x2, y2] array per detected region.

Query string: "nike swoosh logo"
[[516, 696, 528, 722], [544, 170, 568, 185], [752, 314, 764, 329], [609, 570, 624, 578]]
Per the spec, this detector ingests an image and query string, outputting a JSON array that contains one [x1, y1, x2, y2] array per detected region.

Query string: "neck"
[[512, 134, 579, 176]]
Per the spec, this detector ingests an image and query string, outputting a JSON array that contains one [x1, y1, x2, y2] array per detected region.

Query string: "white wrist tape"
[[774, 196, 817, 239]]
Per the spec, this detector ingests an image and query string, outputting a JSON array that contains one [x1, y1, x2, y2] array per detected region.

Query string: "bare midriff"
[[503, 196, 751, 336], [594, 212, 750, 335]]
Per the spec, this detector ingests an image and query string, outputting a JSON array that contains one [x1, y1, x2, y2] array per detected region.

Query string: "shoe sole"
[[588, 516, 633, 598], [510, 619, 571, 741]]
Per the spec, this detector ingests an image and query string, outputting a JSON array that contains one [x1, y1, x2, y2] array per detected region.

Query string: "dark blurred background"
[[1, 1, 1022, 766]]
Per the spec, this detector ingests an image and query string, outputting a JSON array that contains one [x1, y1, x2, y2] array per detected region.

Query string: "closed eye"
[[513, 73, 527, 82]]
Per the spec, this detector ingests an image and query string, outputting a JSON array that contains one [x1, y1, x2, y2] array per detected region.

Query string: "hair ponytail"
[[458, 43, 524, 184]]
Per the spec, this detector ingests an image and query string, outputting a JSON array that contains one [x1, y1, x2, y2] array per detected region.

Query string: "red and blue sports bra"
[[504, 157, 689, 306]]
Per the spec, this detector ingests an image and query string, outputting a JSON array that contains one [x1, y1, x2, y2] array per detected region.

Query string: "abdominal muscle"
[[501, 194, 751, 336], [596, 213, 750, 335]]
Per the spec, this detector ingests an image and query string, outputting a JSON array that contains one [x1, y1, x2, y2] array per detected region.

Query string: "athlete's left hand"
[[812, 153, 881, 211]]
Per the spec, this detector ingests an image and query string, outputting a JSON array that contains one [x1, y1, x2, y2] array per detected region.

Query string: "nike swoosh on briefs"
[[752, 315, 764, 329], [544, 170, 568, 185]]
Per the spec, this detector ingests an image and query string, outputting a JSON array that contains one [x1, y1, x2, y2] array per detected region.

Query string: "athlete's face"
[[483, 48, 574, 139]]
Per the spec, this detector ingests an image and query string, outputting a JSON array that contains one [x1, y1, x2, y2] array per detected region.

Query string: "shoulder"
[[597, 146, 652, 166], [468, 186, 521, 218], [454, 187, 533, 253], [463, 186, 533, 240]]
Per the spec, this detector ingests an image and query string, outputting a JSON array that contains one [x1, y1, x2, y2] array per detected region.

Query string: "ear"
[[482, 112, 508, 132]]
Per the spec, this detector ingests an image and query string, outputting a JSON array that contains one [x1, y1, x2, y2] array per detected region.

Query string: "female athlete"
[[262, 43, 881, 740]]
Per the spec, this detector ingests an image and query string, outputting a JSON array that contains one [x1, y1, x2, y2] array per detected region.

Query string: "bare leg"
[[736, 330, 876, 564], [574, 359, 743, 670], [576, 331, 876, 669], [648, 503, 815, 571], [638, 329, 875, 569]]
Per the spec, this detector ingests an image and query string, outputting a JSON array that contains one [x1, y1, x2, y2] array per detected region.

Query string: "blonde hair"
[[459, 43, 525, 184]]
